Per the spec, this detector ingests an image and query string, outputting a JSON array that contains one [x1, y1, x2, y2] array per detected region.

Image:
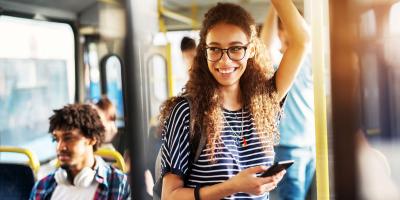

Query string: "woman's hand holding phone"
[[259, 169, 286, 192], [226, 161, 292, 195], [260, 160, 294, 177], [227, 166, 284, 195]]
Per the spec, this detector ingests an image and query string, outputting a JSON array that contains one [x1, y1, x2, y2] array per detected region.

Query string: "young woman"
[[159, 0, 309, 199]]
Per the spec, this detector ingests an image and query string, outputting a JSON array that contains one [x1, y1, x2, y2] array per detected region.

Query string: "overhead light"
[[33, 14, 47, 21]]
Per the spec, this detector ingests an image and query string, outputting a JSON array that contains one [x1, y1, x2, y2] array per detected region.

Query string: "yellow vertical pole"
[[310, 0, 330, 199], [191, 0, 198, 29], [158, 0, 173, 97], [165, 43, 173, 97]]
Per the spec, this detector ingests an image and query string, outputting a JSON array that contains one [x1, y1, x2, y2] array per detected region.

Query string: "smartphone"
[[260, 160, 294, 177]]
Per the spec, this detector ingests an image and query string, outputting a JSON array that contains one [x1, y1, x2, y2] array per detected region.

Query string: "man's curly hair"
[[49, 103, 105, 151]]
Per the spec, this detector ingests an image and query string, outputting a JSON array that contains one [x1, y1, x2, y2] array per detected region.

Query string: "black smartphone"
[[260, 160, 294, 177]]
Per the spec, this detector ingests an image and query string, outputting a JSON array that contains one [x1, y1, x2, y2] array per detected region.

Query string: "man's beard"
[[60, 163, 75, 184], [60, 163, 71, 170]]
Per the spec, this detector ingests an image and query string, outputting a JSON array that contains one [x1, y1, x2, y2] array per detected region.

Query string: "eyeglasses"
[[205, 44, 249, 62]]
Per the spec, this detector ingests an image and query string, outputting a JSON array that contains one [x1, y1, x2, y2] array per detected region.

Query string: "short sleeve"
[[160, 99, 191, 179]]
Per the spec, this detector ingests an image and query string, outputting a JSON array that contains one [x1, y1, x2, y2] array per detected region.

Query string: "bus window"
[[356, 4, 400, 198], [389, 2, 400, 35], [147, 54, 168, 121], [101, 54, 124, 127], [153, 31, 199, 95], [84, 42, 102, 102], [360, 10, 376, 38], [0, 16, 75, 162]]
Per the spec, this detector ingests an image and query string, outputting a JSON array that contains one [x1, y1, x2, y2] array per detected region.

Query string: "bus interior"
[[0, 0, 400, 199]]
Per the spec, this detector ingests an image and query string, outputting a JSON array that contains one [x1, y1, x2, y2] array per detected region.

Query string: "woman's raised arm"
[[272, 0, 310, 101]]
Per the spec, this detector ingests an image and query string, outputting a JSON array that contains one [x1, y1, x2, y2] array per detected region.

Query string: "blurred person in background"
[[260, 5, 315, 200], [180, 36, 197, 71], [94, 96, 118, 150]]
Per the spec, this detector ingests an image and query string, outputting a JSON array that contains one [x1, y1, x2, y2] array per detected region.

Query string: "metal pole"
[[123, 0, 147, 199], [309, 0, 330, 198], [329, 0, 360, 199]]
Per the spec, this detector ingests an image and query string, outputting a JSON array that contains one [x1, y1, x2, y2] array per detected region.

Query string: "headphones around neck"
[[54, 166, 96, 187]]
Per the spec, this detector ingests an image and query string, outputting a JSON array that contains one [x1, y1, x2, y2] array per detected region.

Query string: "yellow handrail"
[[0, 146, 40, 175], [95, 148, 127, 173], [310, 0, 330, 199], [158, 0, 200, 30]]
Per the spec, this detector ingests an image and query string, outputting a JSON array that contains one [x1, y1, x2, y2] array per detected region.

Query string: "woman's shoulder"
[[167, 96, 190, 121], [171, 96, 190, 111]]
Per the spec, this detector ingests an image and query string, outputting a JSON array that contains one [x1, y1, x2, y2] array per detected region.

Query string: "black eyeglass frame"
[[204, 44, 250, 62]]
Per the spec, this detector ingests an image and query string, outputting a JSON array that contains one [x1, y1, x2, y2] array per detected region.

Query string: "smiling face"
[[53, 128, 96, 170], [205, 23, 252, 89]]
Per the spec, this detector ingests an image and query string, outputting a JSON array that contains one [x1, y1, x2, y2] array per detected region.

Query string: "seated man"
[[30, 104, 130, 200]]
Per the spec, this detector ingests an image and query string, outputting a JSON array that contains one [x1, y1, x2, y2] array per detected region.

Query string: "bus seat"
[[0, 163, 36, 200], [95, 148, 127, 173], [53, 148, 127, 173], [0, 146, 40, 174], [0, 146, 40, 200]]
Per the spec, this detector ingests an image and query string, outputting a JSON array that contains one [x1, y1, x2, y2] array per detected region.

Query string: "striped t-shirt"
[[161, 99, 275, 200]]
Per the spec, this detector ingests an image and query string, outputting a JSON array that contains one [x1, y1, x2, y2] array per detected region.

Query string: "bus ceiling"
[[0, 0, 119, 23], [0, 0, 305, 31], [159, 0, 304, 31], [0, 0, 126, 38]]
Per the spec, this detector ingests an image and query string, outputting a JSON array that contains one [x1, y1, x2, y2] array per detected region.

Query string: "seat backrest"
[[95, 148, 127, 173], [0, 146, 40, 174], [0, 163, 35, 200]]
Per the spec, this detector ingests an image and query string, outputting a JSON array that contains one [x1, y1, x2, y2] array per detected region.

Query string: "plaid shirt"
[[29, 157, 130, 200]]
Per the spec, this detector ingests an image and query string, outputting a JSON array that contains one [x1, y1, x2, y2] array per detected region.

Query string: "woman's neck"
[[220, 84, 243, 111]]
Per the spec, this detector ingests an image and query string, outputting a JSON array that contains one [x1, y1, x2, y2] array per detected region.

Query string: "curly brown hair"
[[49, 104, 105, 151], [160, 3, 282, 160]]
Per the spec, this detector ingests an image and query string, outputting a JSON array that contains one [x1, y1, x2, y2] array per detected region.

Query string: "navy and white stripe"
[[161, 99, 275, 200]]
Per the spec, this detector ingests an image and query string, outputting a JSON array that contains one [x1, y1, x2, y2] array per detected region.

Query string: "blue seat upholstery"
[[0, 163, 35, 200]]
